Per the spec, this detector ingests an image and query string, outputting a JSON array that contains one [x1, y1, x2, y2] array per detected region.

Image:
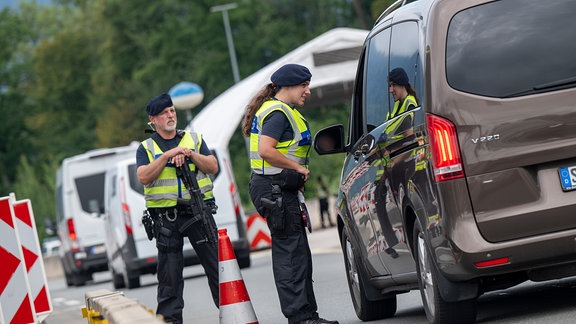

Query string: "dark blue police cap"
[[389, 68, 409, 86], [271, 64, 312, 87], [146, 93, 173, 116]]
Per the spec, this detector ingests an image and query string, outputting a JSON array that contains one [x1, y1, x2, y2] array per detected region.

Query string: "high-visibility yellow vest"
[[249, 100, 311, 175], [386, 94, 417, 121], [142, 131, 214, 208]]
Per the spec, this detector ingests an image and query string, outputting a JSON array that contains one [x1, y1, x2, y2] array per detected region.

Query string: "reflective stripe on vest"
[[387, 94, 417, 121], [141, 131, 214, 208], [249, 100, 311, 175]]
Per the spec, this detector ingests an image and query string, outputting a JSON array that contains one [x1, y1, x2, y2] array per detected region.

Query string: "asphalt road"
[[44, 226, 576, 323]]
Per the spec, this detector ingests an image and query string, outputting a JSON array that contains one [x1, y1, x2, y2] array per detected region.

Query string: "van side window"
[[389, 21, 421, 109], [349, 49, 367, 143], [110, 174, 117, 197], [364, 27, 391, 129], [128, 164, 144, 194]]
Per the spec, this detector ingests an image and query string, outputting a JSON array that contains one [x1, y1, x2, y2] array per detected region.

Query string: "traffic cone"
[[218, 228, 259, 324]]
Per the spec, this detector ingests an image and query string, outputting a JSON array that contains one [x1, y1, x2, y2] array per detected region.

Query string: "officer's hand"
[[297, 167, 310, 182], [169, 147, 191, 167]]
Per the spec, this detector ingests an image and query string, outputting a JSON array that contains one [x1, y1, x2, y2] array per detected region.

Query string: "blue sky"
[[1, 0, 52, 9]]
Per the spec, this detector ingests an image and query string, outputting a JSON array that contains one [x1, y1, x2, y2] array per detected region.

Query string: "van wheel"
[[124, 271, 141, 289], [65, 272, 74, 287], [71, 271, 90, 287], [413, 220, 477, 324], [112, 269, 125, 289], [342, 229, 397, 321]]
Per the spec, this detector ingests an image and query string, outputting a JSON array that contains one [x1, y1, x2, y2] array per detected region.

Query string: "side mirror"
[[313, 124, 346, 155]]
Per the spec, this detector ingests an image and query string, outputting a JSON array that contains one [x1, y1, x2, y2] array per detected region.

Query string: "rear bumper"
[[62, 250, 108, 275], [435, 220, 576, 282]]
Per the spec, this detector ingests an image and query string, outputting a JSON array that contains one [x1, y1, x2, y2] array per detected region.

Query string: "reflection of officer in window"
[[373, 68, 419, 258], [387, 67, 418, 121]]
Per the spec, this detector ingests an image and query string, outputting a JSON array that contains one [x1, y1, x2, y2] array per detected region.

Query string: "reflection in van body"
[[314, 0, 576, 323]]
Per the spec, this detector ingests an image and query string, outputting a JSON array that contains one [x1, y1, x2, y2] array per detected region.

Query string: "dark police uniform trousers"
[[249, 173, 320, 324], [151, 206, 219, 324]]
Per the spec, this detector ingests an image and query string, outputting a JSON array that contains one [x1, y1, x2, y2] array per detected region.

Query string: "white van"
[[104, 146, 251, 289], [55, 143, 140, 287]]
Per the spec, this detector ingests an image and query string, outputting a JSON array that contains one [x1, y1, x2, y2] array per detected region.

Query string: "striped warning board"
[[13, 198, 53, 322], [245, 211, 271, 250], [0, 196, 37, 324]]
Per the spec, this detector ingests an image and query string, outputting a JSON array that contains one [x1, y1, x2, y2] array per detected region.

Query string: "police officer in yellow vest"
[[241, 64, 338, 324], [136, 93, 219, 324]]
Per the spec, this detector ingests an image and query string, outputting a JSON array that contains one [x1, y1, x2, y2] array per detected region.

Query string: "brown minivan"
[[314, 0, 576, 323]]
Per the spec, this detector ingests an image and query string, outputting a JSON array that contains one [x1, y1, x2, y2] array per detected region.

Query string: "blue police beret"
[[271, 64, 312, 87], [146, 93, 173, 116], [389, 68, 409, 86]]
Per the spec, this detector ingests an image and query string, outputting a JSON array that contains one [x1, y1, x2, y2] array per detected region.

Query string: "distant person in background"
[[316, 176, 334, 228]]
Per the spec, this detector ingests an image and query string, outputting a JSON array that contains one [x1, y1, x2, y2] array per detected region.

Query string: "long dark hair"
[[405, 84, 419, 106], [242, 83, 278, 137]]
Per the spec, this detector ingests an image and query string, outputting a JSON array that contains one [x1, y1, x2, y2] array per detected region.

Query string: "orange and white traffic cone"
[[218, 228, 258, 324]]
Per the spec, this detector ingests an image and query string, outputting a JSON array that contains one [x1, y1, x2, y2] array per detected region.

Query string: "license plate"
[[91, 244, 106, 255], [558, 166, 576, 191]]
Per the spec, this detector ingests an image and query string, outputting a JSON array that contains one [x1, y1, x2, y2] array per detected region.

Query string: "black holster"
[[261, 184, 285, 233]]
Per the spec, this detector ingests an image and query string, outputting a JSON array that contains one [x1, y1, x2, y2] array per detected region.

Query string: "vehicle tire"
[[123, 270, 141, 289], [341, 229, 397, 321], [71, 271, 90, 287], [413, 220, 477, 324], [112, 269, 125, 289], [64, 271, 74, 288]]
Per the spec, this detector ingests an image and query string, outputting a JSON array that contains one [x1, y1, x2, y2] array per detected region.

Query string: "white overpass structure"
[[188, 27, 369, 148]]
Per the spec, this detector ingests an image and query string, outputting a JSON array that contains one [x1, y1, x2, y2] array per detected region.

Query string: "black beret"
[[146, 93, 173, 116], [389, 68, 409, 86], [271, 64, 312, 87]]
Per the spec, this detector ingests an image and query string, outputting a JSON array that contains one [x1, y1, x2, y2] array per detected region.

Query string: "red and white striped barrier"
[[13, 197, 53, 322], [245, 212, 271, 250], [218, 228, 258, 324], [0, 196, 36, 324]]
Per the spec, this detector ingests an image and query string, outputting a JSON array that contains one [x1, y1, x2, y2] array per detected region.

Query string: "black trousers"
[[249, 173, 319, 324], [153, 209, 219, 324]]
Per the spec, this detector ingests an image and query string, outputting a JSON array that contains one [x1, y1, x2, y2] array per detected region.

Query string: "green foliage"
[[11, 155, 58, 243]]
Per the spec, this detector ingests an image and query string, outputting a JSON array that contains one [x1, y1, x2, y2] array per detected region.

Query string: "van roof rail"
[[375, 0, 418, 25]]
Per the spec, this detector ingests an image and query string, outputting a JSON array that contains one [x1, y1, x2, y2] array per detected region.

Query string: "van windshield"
[[446, 0, 576, 98]]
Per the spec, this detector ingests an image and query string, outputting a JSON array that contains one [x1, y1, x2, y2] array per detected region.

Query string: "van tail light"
[[120, 177, 133, 235], [426, 114, 464, 182], [67, 218, 77, 241]]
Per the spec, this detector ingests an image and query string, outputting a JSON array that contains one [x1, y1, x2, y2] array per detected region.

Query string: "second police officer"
[[242, 64, 339, 324]]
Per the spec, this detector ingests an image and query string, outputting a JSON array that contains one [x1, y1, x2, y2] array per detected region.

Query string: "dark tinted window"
[[128, 164, 144, 194], [365, 27, 391, 128], [75, 172, 105, 213], [389, 21, 421, 107], [446, 0, 576, 98]]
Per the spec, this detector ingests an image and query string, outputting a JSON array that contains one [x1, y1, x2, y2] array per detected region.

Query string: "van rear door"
[[440, 0, 576, 242]]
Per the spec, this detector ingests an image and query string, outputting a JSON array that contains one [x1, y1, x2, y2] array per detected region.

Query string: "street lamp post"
[[210, 3, 241, 84]]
